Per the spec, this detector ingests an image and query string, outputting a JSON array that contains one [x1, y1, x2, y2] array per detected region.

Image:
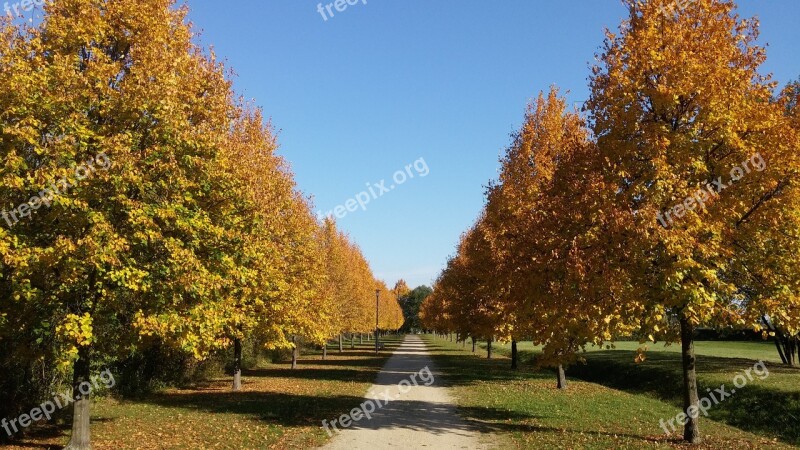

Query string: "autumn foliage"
[[421, 0, 800, 444], [0, 0, 401, 447]]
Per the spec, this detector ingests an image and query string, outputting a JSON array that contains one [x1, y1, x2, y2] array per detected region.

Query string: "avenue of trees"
[[0, 1, 402, 448], [420, 0, 800, 444]]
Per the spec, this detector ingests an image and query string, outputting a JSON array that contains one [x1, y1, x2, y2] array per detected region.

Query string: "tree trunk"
[[232, 338, 242, 391], [773, 332, 798, 367], [680, 315, 701, 443], [557, 364, 567, 390], [487, 338, 493, 359], [472, 337, 476, 353], [338, 334, 343, 353], [788, 337, 797, 366], [360, 333, 364, 345], [350, 333, 355, 350], [291, 336, 299, 369], [511, 340, 518, 370], [65, 346, 91, 450], [322, 344, 327, 360], [775, 335, 790, 365]]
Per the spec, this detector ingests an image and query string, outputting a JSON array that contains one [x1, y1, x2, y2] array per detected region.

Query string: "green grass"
[[11, 335, 797, 449], [424, 335, 799, 449], [7, 336, 404, 450], [486, 339, 782, 364]]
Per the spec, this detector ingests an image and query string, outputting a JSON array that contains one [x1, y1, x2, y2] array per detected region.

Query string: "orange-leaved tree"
[[588, 0, 799, 442]]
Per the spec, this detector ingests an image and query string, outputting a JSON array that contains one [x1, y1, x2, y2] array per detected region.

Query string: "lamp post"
[[375, 289, 380, 354]]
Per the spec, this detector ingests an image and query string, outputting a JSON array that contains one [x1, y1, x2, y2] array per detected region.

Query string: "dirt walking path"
[[321, 335, 490, 449]]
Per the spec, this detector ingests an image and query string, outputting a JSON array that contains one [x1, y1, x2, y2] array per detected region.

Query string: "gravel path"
[[321, 335, 490, 450]]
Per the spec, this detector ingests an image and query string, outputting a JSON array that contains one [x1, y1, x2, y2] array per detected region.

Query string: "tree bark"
[[360, 333, 364, 345], [351, 333, 356, 350], [472, 337, 476, 353], [65, 345, 91, 450], [557, 364, 567, 390], [487, 338, 493, 359], [775, 335, 790, 365], [291, 336, 299, 369], [680, 315, 701, 443], [779, 336, 799, 367], [511, 340, 518, 370], [322, 344, 327, 360], [765, 320, 798, 367], [232, 338, 242, 391], [338, 334, 343, 353]]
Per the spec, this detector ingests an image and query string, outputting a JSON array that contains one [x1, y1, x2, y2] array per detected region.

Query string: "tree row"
[[0, 1, 402, 448], [421, 0, 800, 444]]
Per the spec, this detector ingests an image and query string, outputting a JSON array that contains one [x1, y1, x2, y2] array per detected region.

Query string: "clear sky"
[[185, 0, 799, 288]]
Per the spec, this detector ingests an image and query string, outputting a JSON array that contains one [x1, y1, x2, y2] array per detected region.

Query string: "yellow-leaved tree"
[[1, 0, 246, 446], [588, 0, 800, 442]]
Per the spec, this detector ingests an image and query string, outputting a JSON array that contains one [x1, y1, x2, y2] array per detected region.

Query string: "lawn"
[[4, 336, 403, 450], [424, 335, 799, 449], [484, 339, 782, 364]]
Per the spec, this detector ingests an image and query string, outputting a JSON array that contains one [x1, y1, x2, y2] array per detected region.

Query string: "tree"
[[588, 0, 799, 442], [1, 0, 246, 446], [731, 77, 800, 368], [379, 279, 405, 332], [315, 218, 401, 351], [483, 88, 636, 386], [400, 285, 432, 332]]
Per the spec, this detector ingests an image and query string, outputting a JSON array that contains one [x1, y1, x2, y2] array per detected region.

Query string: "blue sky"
[[184, 0, 799, 288]]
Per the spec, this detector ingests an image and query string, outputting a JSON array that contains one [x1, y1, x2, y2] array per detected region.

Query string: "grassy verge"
[[485, 340, 782, 364], [423, 335, 797, 449], [5, 336, 403, 450]]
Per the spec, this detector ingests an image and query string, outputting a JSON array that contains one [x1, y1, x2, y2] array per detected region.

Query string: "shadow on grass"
[[423, 339, 549, 387], [130, 386, 537, 436], [310, 351, 397, 359], [568, 350, 800, 446], [441, 336, 800, 445], [10, 337, 410, 449], [139, 390, 372, 426], [146, 336, 408, 421], [241, 366, 379, 384], [4, 443, 62, 449], [422, 337, 677, 446], [1, 414, 101, 450]]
